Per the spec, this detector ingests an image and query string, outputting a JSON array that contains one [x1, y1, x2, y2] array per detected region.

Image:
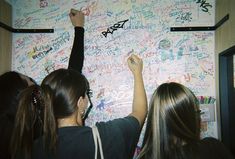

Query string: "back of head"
[[11, 69, 89, 159], [139, 82, 200, 159], [0, 71, 28, 159], [0, 71, 28, 119], [41, 68, 89, 118]]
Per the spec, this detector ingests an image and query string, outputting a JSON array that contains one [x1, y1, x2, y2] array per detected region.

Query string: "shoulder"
[[200, 137, 227, 148], [57, 126, 92, 140], [96, 116, 140, 134], [198, 137, 226, 149], [201, 137, 220, 142], [197, 137, 234, 159], [33, 126, 95, 158], [95, 116, 141, 158], [95, 116, 140, 147]]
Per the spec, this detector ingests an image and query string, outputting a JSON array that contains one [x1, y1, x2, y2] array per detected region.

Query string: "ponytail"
[[41, 84, 57, 153], [11, 85, 57, 159], [11, 69, 88, 158]]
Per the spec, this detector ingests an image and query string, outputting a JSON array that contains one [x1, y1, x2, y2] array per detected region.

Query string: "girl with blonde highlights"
[[138, 82, 233, 159]]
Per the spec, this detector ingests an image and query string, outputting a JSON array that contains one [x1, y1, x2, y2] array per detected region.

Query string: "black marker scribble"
[[40, 0, 48, 8], [195, 0, 212, 13], [102, 19, 129, 37], [45, 63, 55, 74], [32, 47, 53, 60], [176, 12, 192, 23]]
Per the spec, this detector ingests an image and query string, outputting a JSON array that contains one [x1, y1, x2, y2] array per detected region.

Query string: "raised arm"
[[127, 54, 147, 127], [68, 9, 85, 73]]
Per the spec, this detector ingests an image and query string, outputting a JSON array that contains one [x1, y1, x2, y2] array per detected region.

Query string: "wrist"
[[74, 26, 84, 31], [133, 72, 143, 79], [75, 25, 84, 27]]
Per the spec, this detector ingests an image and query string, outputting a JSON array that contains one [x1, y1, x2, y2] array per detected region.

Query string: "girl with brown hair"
[[11, 54, 147, 159], [138, 82, 234, 159]]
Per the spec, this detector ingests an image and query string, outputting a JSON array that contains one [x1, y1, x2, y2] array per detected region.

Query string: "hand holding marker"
[[127, 52, 143, 76], [127, 49, 136, 64], [70, 8, 77, 16], [69, 9, 84, 27]]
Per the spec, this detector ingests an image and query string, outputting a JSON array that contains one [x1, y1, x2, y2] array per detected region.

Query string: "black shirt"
[[0, 27, 84, 159], [32, 116, 140, 159], [68, 27, 84, 73], [183, 137, 234, 159]]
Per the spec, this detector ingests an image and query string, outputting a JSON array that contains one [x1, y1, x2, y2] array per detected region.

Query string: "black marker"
[[71, 9, 77, 16], [130, 58, 135, 64], [128, 49, 135, 64]]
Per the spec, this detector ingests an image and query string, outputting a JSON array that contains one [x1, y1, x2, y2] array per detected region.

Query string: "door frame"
[[219, 45, 235, 155]]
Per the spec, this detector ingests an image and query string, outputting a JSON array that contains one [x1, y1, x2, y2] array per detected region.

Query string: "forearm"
[[68, 27, 84, 73], [130, 73, 147, 126]]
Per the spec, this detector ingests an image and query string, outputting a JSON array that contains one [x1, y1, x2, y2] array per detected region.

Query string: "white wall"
[[11, 0, 217, 150]]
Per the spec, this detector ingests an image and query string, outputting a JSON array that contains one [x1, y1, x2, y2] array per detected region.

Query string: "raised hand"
[[127, 54, 143, 76], [69, 9, 84, 27]]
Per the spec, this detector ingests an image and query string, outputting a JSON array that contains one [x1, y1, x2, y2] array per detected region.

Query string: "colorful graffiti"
[[11, 0, 217, 151]]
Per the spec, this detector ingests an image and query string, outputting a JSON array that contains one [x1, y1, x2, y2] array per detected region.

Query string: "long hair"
[[139, 82, 200, 159], [0, 71, 29, 159], [0, 71, 28, 118], [11, 69, 89, 159]]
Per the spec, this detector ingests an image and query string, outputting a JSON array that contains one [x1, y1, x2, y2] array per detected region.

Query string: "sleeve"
[[67, 27, 84, 73], [96, 116, 141, 159]]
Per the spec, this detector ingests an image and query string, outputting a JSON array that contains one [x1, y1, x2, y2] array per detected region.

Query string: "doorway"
[[219, 45, 235, 156]]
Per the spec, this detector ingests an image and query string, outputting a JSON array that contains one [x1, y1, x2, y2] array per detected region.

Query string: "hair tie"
[[32, 88, 41, 107], [31, 87, 44, 126]]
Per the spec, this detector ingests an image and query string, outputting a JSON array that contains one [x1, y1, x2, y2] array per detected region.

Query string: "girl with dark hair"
[[0, 72, 34, 159], [0, 9, 84, 159], [138, 82, 234, 159], [11, 54, 147, 159]]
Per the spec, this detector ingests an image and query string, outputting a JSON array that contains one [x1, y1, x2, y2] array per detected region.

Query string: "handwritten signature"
[[195, 0, 212, 13], [102, 19, 129, 37]]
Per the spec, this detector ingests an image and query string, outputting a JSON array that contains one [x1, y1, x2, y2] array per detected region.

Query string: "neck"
[[58, 116, 82, 128]]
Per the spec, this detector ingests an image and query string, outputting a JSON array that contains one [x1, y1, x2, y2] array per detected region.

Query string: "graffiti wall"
[[11, 0, 217, 152]]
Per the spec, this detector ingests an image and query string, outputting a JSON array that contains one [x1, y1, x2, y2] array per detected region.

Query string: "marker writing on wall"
[[127, 49, 134, 56], [102, 19, 129, 37], [195, 0, 212, 13]]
